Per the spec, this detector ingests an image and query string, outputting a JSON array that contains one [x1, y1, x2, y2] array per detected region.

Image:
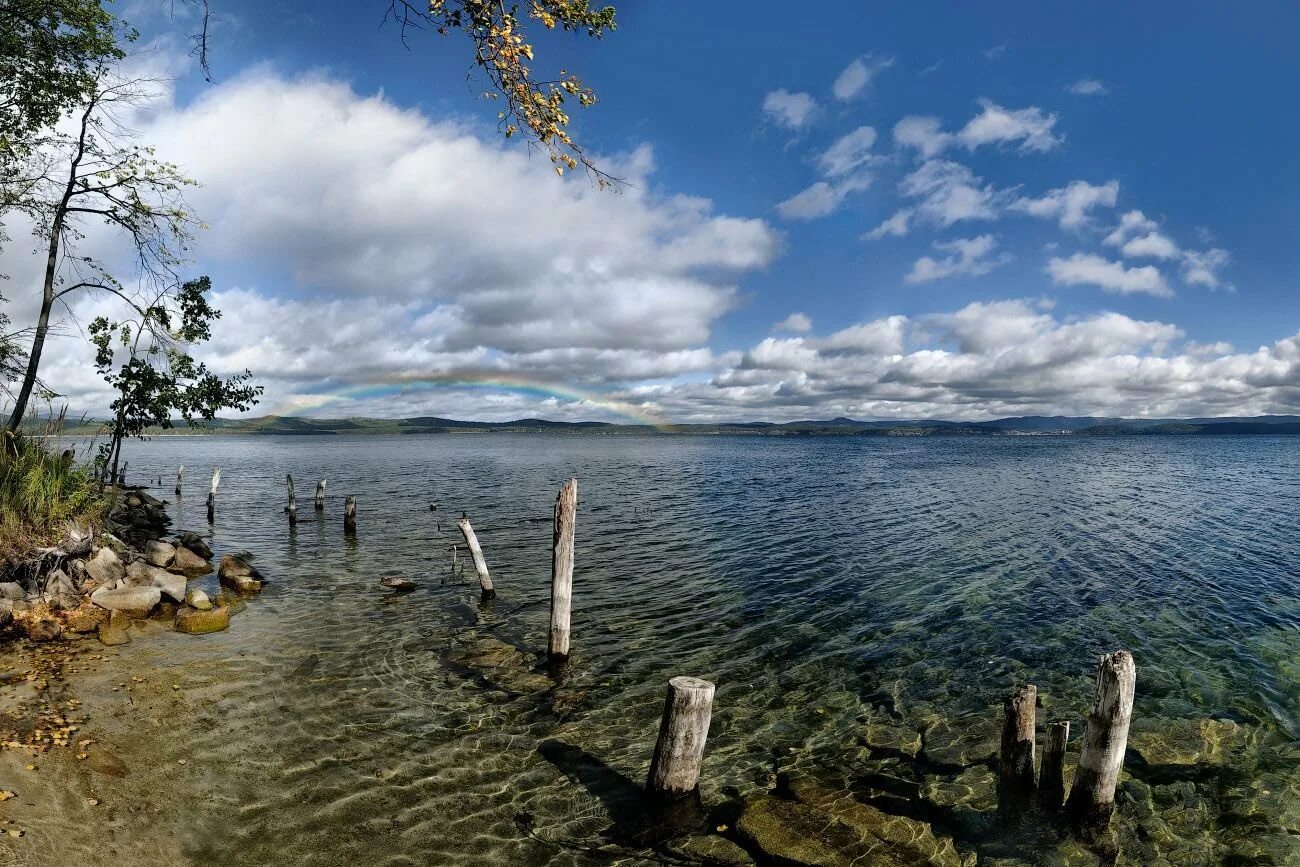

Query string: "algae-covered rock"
[[174, 604, 230, 635], [97, 623, 130, 646], [923, 714, 1000, 769], [859, 716, 923, 758], [665, 834, 755, 865], [185, 588, 213, 610], [1128, 718, 1253, 768], [219, 554, 263, 592], [920, 765, 997, 812]]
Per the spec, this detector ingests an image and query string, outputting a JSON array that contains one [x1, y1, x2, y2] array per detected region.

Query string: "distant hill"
[[38, 414, 1300, 437]]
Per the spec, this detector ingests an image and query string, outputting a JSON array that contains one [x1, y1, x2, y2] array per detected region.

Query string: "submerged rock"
[[97, 623, 130, 646], [859, 716, 923, 758], [922, 715, 999, 769], [736, 775, 971, 866], [666, 834, 755, 865], [61, 602, 107, 634], [144, 539, 176, 568], [219, 554, 263, 593], [380, 577, 418, 592], [89, 584, 160, 618], [1129, 718, 1254, 768], [174, 604, 230, 635]]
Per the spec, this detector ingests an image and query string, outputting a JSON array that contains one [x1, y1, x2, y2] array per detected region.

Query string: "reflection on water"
[[18, 435, 1300, 863]]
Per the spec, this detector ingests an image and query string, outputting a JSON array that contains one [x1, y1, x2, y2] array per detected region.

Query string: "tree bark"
[[1038, 720, 1070, 810]]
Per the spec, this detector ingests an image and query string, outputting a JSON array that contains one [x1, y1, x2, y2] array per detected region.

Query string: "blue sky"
[[7, 1, 1300, 421]]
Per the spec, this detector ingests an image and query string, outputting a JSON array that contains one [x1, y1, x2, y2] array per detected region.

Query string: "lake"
[[14, 434, 1300, 864]]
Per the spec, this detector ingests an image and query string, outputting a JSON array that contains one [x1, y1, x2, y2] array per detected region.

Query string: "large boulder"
[[89, 584, 160, 619], [84, 547, 125, 585], [171, 545, 213, 577], [219, 554, 263, 593], [97, 532, 128, 556], [174, 604, 230, 635], [0, 582, 25, 602], [152, 571, 187, 604], [178, 532, 213, 560], [144, 540, 176, 568]]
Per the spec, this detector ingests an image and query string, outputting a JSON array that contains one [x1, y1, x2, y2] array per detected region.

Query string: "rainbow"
[[263, 372, 675, 430]]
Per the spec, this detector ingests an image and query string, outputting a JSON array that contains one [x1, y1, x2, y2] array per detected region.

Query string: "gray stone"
[[89, 584, 160, 618], [184, 588, 213, 610], [178, 532, 212, 560], [84, 547, 125, 586], [152, 570, 187, 604], [219, 554, 263, 592], [171, 545, 213, 577], [144, 540, 176, 568], [0, 582, 25, 602], [97, 532, 128, 555]]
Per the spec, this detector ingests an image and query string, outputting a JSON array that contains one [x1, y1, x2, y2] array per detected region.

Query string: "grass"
[[0, 413, 111, 569]]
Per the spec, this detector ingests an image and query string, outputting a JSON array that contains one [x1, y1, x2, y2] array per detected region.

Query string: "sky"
[[4, 0, 1300, 423]]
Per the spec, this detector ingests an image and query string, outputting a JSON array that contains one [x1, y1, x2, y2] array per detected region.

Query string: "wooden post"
[[175, 465, 183, 495], [1065, 651, 1136, 825], [119, 461, 127, 486], [315, 479, 326, 511], [207, 467, 220, 524], [999, 684, 1037, 799], [646, 676, 715, 799], [344, 496, 357, 535], [1038, 720, 1070, 810], [286, 474, 297, 526], [549, 478, 578, 662], [456, 513, 494, 599]]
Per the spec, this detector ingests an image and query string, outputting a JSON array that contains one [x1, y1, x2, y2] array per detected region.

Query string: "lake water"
[[12, 434, 1300, 864]]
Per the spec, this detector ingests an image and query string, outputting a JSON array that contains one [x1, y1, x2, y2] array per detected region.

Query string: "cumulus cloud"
[[762, 89, 817, 130], [957, 99, 1062, 152], [773, 312, 813, 333], [832, 55, 893, 101], [905, 235, 1009, 283], [1122, 232, 1180, 260], [898, 160, 1005, 227], [1068, 78, 1108, 96], [1046, 253, 1173, 298], [1102, 210, 1231, 288], [1011, 180, 1119, 229], [1181, 247, 1231, 290]]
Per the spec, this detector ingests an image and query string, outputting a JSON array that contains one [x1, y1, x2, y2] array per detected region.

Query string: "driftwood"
[[1065, 651, 1136, 825], [549, 478, 577, 662], [646, 676, 715, 799], [456, 513, 494, 599]]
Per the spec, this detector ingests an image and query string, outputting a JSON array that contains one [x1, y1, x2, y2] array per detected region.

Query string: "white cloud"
[[899, 160, 1005, 227], [762, 89, 817, 130], [776, 173, 872, 220], [893, 115, 953, 159], [1181, 247, 1231, 289], [983, 43, 1009, 60], [864, 208, 912, 240], [1046, 253, 1173, 298], [1122, 232, 1180, 260], [1068, 79, 1108, 96], [832, 55, 893, 101], [817, 125, 879, 177], [773, 312, 813, 334], [1103, 211, 1232, 288], [905, 235, 1009, 283], [957, 99, 1062, 152], [1104, 210, 1160, 247], [1012, 180, 1119, 229]]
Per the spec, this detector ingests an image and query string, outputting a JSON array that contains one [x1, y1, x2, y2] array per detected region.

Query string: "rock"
[[450, 636, 525, 669], [97, 532, 128, 555], [137, 490, 164, 508], [108, 609, 129, 629], [84, 547, 125, 585], [174, 604, 230, 635], [89, 585, 161, 618], [97, 623, 130, 646], [735, 776, 969, 867], [0, 602, 11, 628], [125, 559, 155, 584], [0, 583, 25, 602], [178, 532, 212, 560], [212, 591, 247, 615], [43, 568, 78, 600], [171, 545, 213, 577], [380, 577, 418, 592], [185, 588, 213, 610], [144, 540, 176, 568], [86, 749, 128, 777], [859, 717, 923, 758], [219, 554, 263, 592], [666, 834, 755, 865], [61, 603, 106, 634], [153, 601, 179, 621], [152, 570, 187, 604], [23, 618, 62, 642], [1129, 718, 1253, 768], [921, 765, 998, 812]]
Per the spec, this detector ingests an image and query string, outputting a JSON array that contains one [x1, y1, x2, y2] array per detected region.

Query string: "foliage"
[[0, 0, 129, 191], [386, 0, 619, 185], [89, 275, 262, 479], [3, 69, 199, 431], [0, 414, 108, 567]]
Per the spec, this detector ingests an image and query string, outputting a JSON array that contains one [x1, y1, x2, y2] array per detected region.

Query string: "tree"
[[385, 1, 618, 184], [2, 69, 197, 432], [89, 276, 261, 482], [0, 0, 128, 189]]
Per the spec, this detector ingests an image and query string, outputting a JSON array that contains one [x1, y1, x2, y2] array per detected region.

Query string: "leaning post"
[[999, 684, 1037, 800], [456, 513, 494, 599], [646, 676, 716, 799], [1065, 651, 1137, 825], [344, 496, 357, 535], [549, 478, 578, 662]]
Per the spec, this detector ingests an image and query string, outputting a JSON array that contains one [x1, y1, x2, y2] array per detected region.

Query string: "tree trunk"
[[6, 288, 55, 432], [646, 676, 716, 799]]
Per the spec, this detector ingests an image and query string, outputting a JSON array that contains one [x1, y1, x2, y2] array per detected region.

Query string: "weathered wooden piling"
[[1065, 651, 1136, 825], [175, 466, 183, 495], [118, 461, 128, 486], [646, 676, 715, 799], [344, 496, 357, 535], [1038, 720, 1070, 810], [286, 474, 297, 526], [207, 468, 220, 524], [315, 479, 326, 511], [999, 684, 1037, 799], [456, 513, 494, 599], [549, 478, 578, 662]]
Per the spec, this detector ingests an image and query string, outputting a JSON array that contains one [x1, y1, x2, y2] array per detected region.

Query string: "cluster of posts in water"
[[166, 464, 1140, 819]]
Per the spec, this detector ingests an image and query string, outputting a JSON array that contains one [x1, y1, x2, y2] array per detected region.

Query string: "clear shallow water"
[[26, 435, 1300, 863]]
